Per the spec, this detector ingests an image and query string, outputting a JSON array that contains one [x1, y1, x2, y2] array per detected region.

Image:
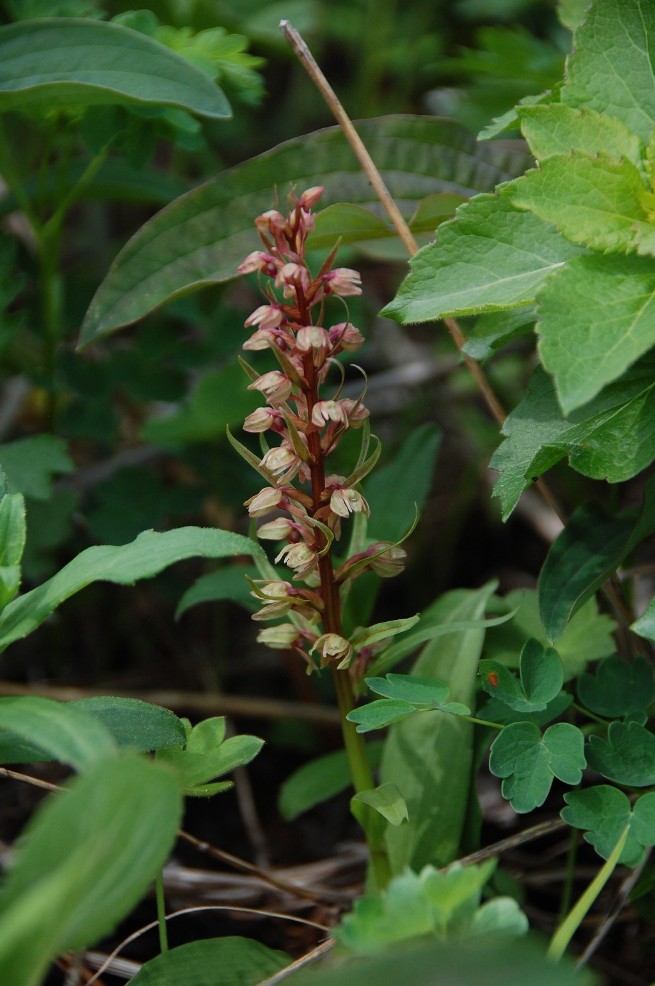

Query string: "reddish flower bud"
[[248, 370, 293, 404], [322, 268, 362, 297], [245, 304, 284, 330], [245, 486, 285, 517], [296, 325, 331, 366], [299, 186, 324, 209], [238, 251, 278, 277], [243, 407, 284, 434], [329, 321, 365, 352]]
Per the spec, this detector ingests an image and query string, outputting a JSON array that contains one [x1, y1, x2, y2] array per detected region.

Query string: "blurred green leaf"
[[279, 742, 384, 820], [562, 786, 655, 866], [0, 754, 182, 986], [0, 435, 73, 500], [0, 18, 231, 119], [0, 696, 116, 771], [577, 655, 655, 718]]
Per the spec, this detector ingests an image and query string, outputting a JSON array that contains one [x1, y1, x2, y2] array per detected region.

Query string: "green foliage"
[[80, 116, 529, 342], [279, 742, 384, 820], [0, 754, 183, 986], [157, 716, 263, 797], [562, 786, 655, 867], [336, 860, 527, 953], [0, 18, 232, 119], [577, 655, 655, 718], [489, 721, 585, 813], [587, 722, 655, 786], [480, 638, 563, 712], [127, 937, 290, 986]]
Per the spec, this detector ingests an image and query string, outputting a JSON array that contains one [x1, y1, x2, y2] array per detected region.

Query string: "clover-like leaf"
[[347, 700, 417, 734], [586, 721, 655, 786], [577, 655, 655, 718], [489, 721, 585, 813], [562, 786, 655, 867], [157, 717, 263, 797], [480, 639, 563, 713], [363, 674, 471, 721]]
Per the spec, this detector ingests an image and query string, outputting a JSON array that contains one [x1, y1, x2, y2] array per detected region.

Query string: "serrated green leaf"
[[489, 721, 585, 813], [537, 501, 638, 641], [352, 783, 408, 827], [562, 786, 655, 867], [562, 0, 655, 144], [126, 937, 290, 986], [279, 742, 384, 820], [348, 699, 417, 733], [538, 253, 655, 412], [491, 358, 655, 519], [0, 754, 182, 986], [519, 105, 642, 164], [80, 116, 529, 342], [0, 527, 262, 651], [509, 153, 648, 253], [0, 435, 73, 500], [0, 18, 231, 118], [0, 696, 116, 771], [577, 655, 655, 718], [587, 721, 655, 786], [382, 189, 583, 325]]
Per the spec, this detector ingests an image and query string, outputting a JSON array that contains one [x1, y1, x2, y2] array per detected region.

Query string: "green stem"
[[155, 869, 169, 954], [548, 823, 629, 962]]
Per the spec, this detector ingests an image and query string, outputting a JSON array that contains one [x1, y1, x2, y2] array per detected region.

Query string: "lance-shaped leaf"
[[537, 236, 655, 416], [577, 655, 655, 718], [491, 358, 655, 520], [80, 116, 530, 342], [587, 721, 655, 786], [0, 18, 231, 118], [562, 0, 655, 144], [382, 189, 583, 325], [0, 527, 262, 651], [509, 153, 649, 254], [489, 721, 585, 813], [562, 786, 655, 867]]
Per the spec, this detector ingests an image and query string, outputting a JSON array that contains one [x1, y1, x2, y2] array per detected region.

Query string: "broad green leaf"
[[558, 0, 591, 30], [365, 424, 441, 543], [278, 742, 384, 820], [0, 492, 25, 609], [380, 583, 496, 871], [348, 699, 417, 733], [80, 116, 530, 341], [0, 435, 73, 500], [382, 190, 583, 325], [587, 721, 655, 786], [352, 784, 408, 827], [127, 937, 290, 986], [518, 105, 642, 165], [562, 786, 655, 866], [489, 721, 585, 813], [0, 696, 116, 771], [537, 501, 640, 641], [0, 18, 231, 118], [142, 363, 260, 444], [0, 527, 262, 651], [491, 358, 655, 519], [577, 655, 655, 718], [480, 639, 563, 713], [509, 153, 648, 253], [538, 254, 655, 412], [0, 754, 181, 986], [176, 565, 258, 618], [562, 0, 655, 144], [483, 590, 615, 681], [286, 938, 593, 986]]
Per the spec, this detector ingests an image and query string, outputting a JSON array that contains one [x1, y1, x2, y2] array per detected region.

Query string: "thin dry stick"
[[279, 18, 507, 429], [456, 816, 568, 867], [257, 938, 335, 986]]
